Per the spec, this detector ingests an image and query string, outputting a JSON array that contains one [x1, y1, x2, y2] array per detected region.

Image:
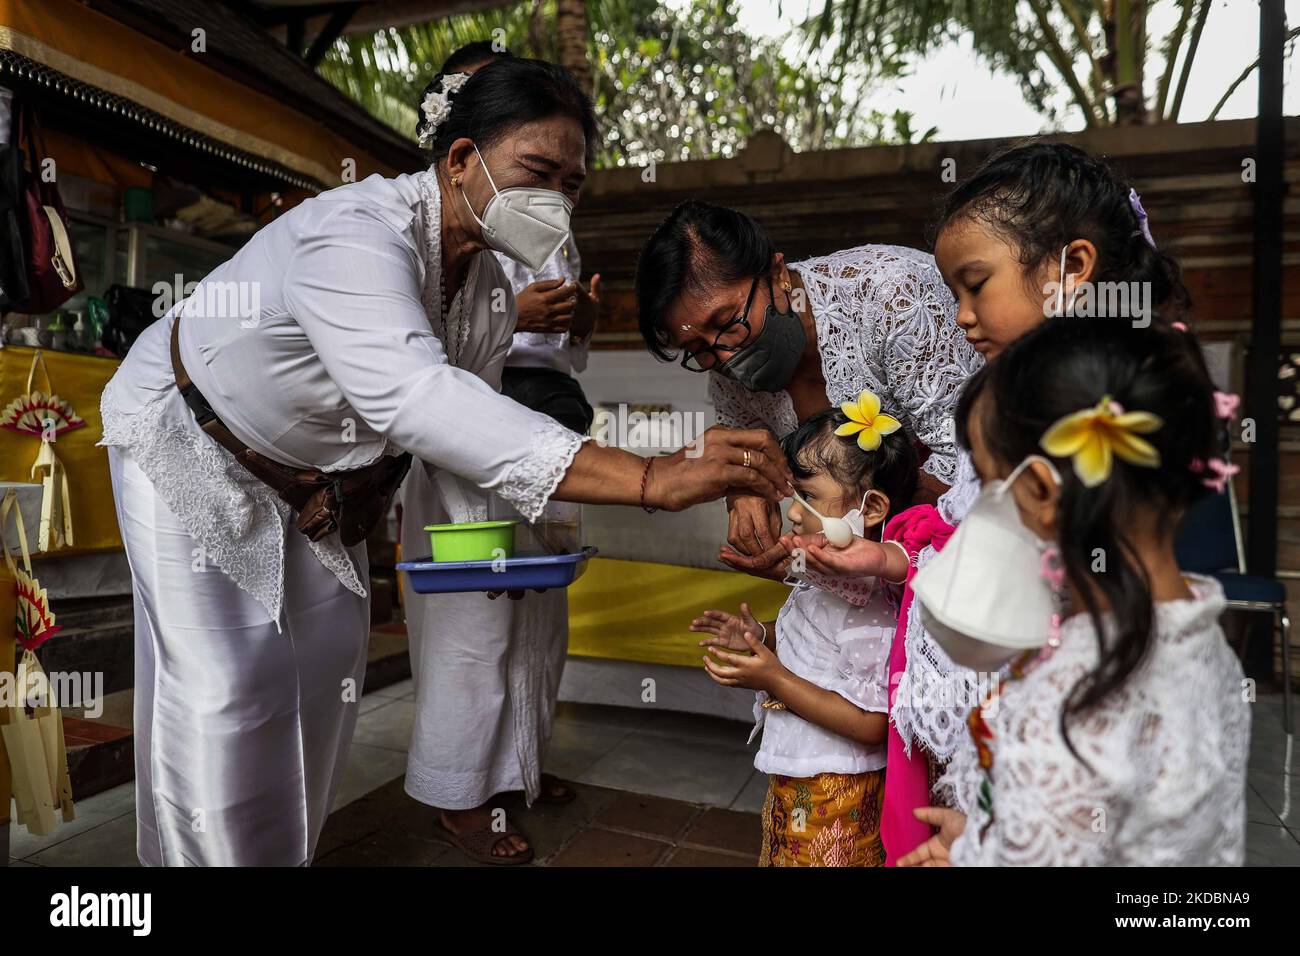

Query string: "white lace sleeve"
[[497, 424, 589, 522], [864, 252, 981, 486]]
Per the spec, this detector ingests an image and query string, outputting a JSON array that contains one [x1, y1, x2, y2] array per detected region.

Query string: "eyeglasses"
[[679, 274, 766, 373]]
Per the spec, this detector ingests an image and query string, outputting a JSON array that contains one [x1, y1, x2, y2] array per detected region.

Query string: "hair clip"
[[1040, 394, 1163, 487], [1213, 390, 1240, 422], [834, 388, 901, 452], [1128, 188, 1157, 250], [418, 72, 471, 147], [1201, 457, 1240, 494]]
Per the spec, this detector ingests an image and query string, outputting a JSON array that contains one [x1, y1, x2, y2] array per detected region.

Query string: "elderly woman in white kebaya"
[[100, 57, 790, 867]]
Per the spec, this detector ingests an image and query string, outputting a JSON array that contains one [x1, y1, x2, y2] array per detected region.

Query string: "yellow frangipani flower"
[[834, 388, 902, 452], [1040, 394, 1163, 487]]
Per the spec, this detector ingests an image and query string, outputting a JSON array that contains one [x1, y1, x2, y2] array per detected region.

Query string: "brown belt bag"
[[170, 318, 411, 547]]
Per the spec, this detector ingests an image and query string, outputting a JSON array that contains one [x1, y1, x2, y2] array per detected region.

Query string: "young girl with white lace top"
[[692, 394, 915, 866], [899, 318, 1249, 866]]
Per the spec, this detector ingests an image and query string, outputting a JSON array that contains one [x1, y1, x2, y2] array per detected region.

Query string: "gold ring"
[[743, 450, 752, 469]]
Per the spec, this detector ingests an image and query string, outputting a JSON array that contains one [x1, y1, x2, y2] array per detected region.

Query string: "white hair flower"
[[418, 72, 471, 147]]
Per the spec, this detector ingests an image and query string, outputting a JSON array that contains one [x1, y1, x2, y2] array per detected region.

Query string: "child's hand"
[[690, 602, 762, 652], [896, 808, 967, 867], [703, 630, 784, 693]]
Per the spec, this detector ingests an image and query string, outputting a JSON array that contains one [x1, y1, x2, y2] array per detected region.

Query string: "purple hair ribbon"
[[1128, 188, 1156, 250]]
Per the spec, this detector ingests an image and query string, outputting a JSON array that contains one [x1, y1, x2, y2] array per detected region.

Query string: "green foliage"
[[317, 0, 933, 169]]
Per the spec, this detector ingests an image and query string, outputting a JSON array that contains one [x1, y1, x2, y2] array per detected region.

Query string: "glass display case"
[[5, 214, 242, 344], [113, 221, 239, 293]]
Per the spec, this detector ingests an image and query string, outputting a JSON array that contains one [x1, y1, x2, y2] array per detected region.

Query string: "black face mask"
[[719, 277, 807, 393]]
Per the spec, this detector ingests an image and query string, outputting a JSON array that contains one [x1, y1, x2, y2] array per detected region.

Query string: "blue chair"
[[1175, 477, 1293, 734]]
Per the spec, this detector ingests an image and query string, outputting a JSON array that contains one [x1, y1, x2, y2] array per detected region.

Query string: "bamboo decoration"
[[0, 491, 74, 836], [0, 351, 82, 551]]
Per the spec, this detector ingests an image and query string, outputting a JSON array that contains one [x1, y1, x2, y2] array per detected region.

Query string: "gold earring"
[[451, 175, 461, 187]]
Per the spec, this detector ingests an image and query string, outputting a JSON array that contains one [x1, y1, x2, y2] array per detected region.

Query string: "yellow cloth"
[[0, 348, 121, 552], [566, 557, 790, 668], [760, 769, 886, 867]]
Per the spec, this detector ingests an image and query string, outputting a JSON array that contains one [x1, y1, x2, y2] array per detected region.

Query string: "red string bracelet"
[[639, 456, 657, 513]]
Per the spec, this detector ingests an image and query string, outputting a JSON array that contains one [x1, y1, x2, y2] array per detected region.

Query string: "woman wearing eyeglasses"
[[635, 199, 982, 581]]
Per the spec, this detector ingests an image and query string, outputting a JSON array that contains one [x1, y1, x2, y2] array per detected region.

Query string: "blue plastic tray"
[[398, 547, 598, 594]]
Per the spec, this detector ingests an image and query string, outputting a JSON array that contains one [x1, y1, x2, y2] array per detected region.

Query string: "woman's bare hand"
[[718, 544, 792, 580], [782, 532, 892, 578], [644, 426, 792, 512], [726, 493, 784, 556]]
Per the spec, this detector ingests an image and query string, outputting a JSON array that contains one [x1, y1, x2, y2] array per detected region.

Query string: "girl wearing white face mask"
[[899, 318, 1249, 867], [691, 392, 914, 866]]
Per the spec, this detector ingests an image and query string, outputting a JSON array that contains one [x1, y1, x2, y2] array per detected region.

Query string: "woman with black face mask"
[[635, 200, 981, 582]]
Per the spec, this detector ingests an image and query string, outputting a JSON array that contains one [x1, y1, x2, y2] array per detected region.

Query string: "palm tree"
[[810, 0, 1282, 127], [555, 0, 592, 93]]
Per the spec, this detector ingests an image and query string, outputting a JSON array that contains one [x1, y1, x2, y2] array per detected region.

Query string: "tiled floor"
[[7, 688, 1299, 866]]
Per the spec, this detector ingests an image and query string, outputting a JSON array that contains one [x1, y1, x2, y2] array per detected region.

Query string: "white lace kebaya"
[[944, 575, 1250, 866], [709, 244, 982, 486], [100, 169, 585, 623]]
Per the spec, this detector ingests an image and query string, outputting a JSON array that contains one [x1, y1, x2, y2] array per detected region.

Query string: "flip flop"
[[431, 815, 534, 866]]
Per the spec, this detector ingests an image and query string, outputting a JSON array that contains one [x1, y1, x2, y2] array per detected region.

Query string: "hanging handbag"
[[0, 112, 28, 312], [10, 103, 80, 315]]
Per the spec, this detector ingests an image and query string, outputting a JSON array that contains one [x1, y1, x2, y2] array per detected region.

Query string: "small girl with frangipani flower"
[[899, 318, 1249, 867], [692, 390, 917, 867]]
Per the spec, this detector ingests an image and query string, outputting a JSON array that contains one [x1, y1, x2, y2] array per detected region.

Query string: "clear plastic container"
[[488, 496, 583, 556]]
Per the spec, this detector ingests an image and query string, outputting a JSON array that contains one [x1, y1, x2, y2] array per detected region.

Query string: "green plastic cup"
[[424, 519, 519, 563]]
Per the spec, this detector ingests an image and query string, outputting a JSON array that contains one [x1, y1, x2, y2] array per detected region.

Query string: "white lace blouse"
[[943, 575, 1250, 866], [709, 244, 981, 485], [750, 581, 894, 778], [100, 170, 585, 622]]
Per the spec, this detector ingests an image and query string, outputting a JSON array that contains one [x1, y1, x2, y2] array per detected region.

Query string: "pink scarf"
[[881, 504, 956, 865]]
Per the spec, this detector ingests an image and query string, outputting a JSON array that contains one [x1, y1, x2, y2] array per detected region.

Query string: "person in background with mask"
[[400, 44, 598, 831], [100, 56, 790, 867], [634, 200, 981, 586]]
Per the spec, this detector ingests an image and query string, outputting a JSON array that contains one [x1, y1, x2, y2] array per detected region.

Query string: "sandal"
[[431, 814, 535, 866], [535, 773, 577, 806]]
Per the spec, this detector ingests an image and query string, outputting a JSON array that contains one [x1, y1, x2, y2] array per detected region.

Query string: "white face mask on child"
[[911, 455, 1062, 671], [785, 490, 877, 607]]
